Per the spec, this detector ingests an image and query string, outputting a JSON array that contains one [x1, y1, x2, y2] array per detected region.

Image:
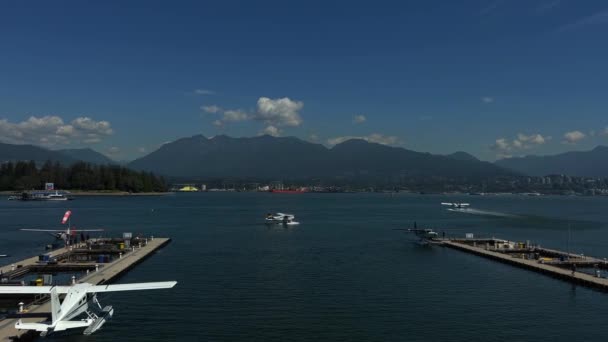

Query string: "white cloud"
[[479, 0, 503, 16], [352, 115, 366, 124], [327, 133, 401, 146], [491, 133, 548, 154], [255, 97, 303, 127], [222, 110, 249, 122], [491, 138, 511, 152], [71, 117, 113, 135], [201, 105, 221, 114], [194, 89, 215, 95], [138, 147, 147, 153], [481, 96, 494, 104], [204, 97, 305, 135], [0, 115, 113, 146], [260, 125, 281, 137], [107, 146, 120, 155], [308, 133, 319, 142], [558, 9, 608, 32], [563, 130, 586, 144], [516, 133, 547, 146], [536, 0, 561, 13], [602, 127, 608, 136], [209, 109, 249, 127]]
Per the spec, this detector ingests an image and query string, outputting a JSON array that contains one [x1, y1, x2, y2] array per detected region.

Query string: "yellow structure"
[[178, 185, 199, 192]]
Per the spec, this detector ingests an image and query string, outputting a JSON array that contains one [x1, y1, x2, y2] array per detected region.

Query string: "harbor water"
[[1, 193, 608, 341]]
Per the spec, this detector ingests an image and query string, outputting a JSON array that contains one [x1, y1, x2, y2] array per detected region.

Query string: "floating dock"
[[440, 237, 608, 290], [0, 237, 171, 341]]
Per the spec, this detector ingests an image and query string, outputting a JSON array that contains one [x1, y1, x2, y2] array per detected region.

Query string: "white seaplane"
[[394, 222, 442, 245], [441, 202, 470, 211], [265, 212, 300, 225], [20, 210, 103, 245], [0, 281, 177, 336]]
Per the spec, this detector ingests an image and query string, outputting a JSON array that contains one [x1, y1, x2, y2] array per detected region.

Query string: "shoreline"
[[0, 190, 174, 196]]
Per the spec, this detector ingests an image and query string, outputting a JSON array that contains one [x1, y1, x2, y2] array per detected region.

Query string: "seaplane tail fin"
[[50, 287, 62, 324], [86, 281, 177, 293]]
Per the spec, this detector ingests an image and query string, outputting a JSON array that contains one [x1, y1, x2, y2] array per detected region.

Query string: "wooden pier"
[[0, 237, 171, 341], [441, 239, 608, 290]]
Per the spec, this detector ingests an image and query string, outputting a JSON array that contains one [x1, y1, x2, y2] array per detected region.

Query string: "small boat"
[[12, 191, 73, 201], [265, 213, 300, 225], [45, 191, 71, 201]]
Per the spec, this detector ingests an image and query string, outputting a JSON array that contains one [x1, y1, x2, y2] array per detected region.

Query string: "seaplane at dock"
[[394, 222, 443, 245], [20, 210, 104, 246], [0, 281, 177, 336]]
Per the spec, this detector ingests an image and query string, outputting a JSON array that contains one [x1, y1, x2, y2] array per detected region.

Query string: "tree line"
[[0, 160, 168, 192]]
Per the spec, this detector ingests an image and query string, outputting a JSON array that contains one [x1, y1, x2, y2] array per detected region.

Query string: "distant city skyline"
[[1, 0, 608, 161]]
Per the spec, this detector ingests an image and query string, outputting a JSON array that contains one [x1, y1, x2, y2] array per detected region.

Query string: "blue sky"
[[1, 0, 608, 161]]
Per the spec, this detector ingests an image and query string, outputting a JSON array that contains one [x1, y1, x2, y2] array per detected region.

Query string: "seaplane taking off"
[[441, 202, 470, 211], [20, 210, 103, 245], [0, 281, 177, 336]]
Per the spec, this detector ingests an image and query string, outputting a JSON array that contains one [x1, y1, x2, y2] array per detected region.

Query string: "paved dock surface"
[[442, 240, 608, 290], [0, 238, 170, 341], [0, 248, 71, 276]]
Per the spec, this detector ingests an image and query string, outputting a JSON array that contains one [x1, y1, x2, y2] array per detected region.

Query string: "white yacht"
[[45, 191, 70, 201]]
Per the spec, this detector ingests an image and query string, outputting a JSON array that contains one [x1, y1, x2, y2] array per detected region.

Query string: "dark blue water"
[[2, 193, 608, 341]]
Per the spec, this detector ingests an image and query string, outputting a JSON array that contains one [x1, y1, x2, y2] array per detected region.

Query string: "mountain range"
[[127, 135, 514, 182], [2, 137, 607, 180], [495, 146, 608, 177], [0, 143, 115, 165]]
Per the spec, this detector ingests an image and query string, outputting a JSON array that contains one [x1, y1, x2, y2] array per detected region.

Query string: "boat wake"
[[447, 208, 518, 218]]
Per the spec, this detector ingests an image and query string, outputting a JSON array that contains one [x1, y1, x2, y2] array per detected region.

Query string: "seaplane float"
[[265, 213, 300, 225], [0, 281, 177, 336], [441, 202, 470, 211], [20, 210, 103, 245]]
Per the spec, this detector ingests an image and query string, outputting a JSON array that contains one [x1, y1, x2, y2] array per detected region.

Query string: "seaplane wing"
[[441, 202, 470, 208], [86, 281, 178, 293], [0, 282, 176, 295], [0, 286, 72, 294], [20, 228, 104, 232]]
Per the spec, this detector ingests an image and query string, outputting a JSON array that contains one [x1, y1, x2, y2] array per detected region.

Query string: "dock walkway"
[[442, 240, 608, 290], [0, 237, 171, 341]]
